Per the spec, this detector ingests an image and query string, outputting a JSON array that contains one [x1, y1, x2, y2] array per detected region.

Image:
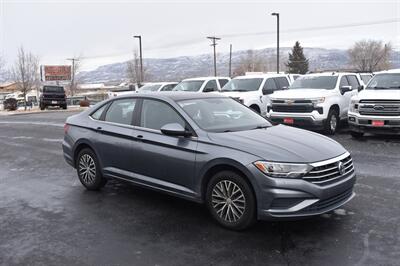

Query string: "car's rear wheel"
[[324, 108, 339, 135], [76, 148, 107, 190], [206, 170, 256, 230]]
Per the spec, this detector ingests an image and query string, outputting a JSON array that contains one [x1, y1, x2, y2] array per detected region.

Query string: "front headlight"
[[253, 161, 311, 178], [349, 99, 359, 112], [310, 97, 325, 106]]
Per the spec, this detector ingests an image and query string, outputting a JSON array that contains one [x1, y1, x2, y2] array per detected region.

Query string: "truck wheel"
[[40, 104, 45, 110], [324, 109, 339, 135], [206, 170, 256, 230], [62, 105, 67, 110], [351, 131, 364, 139], [250, 105, 260, 114]]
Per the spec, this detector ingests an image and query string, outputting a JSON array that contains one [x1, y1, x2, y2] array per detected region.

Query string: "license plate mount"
[[371, 120, 384, 127], [284, 118, 294, 124]]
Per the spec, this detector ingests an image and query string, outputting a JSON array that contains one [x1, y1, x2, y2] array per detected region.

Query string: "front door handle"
[[136, 135, 143, 139], [96, 127, 103, 133]]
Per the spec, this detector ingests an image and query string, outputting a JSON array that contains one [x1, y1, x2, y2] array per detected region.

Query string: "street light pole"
[[207, 36, 221, 77], [271, 12, 280, 73], [134, 35, 143, 85], [67, 58, 79, 96], [229, 44, 232, 77]]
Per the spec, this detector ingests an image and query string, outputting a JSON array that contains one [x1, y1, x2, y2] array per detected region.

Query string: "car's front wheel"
[[206, 170, 256, 230], [76, 148, 107, 190]]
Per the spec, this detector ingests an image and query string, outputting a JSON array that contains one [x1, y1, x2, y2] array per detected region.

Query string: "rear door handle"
[[136, 135, 143, 139]]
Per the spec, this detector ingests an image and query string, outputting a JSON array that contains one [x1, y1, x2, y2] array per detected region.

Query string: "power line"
[[207, 36, 221, 77]]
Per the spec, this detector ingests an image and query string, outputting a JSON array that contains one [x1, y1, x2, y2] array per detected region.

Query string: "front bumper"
[[348, 112, 400, 135], [248, 158, 356, 220], [267, 110, 326, 128]]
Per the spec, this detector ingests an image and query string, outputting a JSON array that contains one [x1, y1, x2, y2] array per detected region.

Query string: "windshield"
[[173, 80, 204, 92], [290, 76, 338, 90], [366, 74, 400, 90], [360, 74, 372, 85], [43, 86, 64, 93], [139, 84, 162, 92], [177, 97, 271, 132], [221, 78, 263, 92]]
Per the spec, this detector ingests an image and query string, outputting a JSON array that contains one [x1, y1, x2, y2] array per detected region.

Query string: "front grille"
[[271, 102, 314, 113], [359, 99, 400, 116], [301, 189, 353, 213], [303, 154, 354, 185]]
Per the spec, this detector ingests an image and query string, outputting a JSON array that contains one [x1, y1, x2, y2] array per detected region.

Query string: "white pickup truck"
[[173, 77, 231, 93], [348, 69, 400, 137], [220, 74, 291, 116], [268, 72, 363, 134]]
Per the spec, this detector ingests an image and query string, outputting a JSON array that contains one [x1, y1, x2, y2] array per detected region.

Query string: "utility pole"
[[229, 44, 232, 77], [271, 12, 280, 73], [67, 58, 79, 96], [207, 36, 221, 77], [134, 35, 143, 85]]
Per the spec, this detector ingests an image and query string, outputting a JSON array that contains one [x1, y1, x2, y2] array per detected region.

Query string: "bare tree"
[[233, 50, 267, 76], [126, 50, 150, 85], [12, 47, 40, 110], [348, 40, 393, 72]]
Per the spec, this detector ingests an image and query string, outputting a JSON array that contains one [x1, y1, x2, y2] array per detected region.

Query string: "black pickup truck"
[[40, 85, 67, 110]]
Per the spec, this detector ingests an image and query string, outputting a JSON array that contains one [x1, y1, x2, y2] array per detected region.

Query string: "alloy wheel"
[[78, 154, 96, 185], [211, 180, 246, 223], [330, 115, 337, 132]]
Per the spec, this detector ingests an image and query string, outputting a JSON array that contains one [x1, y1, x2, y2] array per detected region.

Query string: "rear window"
[[43, 86, 64, 93]]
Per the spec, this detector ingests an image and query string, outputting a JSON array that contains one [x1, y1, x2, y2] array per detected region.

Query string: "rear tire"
[[324, 108, 339, 135], [206, 170, 256, 230], [350, 131, 364, 139], [76, 148, 107, 190], [62, 104, 67, 110], [40, 104, 45, 110]]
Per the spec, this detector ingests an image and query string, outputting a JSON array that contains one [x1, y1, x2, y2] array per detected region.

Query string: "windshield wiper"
[[368, 86, 390, 90], [251, 125, 269, 130]]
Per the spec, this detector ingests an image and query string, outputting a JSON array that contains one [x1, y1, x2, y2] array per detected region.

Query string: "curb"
[[0, 108, 86, 116]]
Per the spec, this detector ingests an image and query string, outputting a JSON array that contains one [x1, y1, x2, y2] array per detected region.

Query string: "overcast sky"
[[1, 0, 399, 71]]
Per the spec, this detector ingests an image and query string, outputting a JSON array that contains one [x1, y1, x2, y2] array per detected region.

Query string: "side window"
[[275, 77, 290, 90], [347, 75, 360, 90], [203, 80, 218, 92], [140, 99, 186, 131], [161, 84, 175, 91], [263, 78, 278, 91], [218, 79, 229, 88], [104, 98, 136, 125], [91, 103, 108, 120], [339, 76, 349, 87]]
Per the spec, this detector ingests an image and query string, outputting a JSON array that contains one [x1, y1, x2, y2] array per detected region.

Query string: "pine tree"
[[286, 41, 309, 74]]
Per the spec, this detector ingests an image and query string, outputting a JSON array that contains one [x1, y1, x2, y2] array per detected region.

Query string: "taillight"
[[64, 124, 70, 134]]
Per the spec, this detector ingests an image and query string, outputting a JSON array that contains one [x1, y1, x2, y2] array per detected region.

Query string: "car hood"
[[357, 89, 400, 100], [271, 89, 333, 99], [220, 91, 260, 98], [207, 125, 347, 163]]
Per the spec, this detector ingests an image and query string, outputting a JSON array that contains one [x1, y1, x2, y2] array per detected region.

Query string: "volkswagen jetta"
[[63, 92, 356, 230]]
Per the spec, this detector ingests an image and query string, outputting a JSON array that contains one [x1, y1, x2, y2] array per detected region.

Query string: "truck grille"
[[271, 100, 313, 113], [303, 154, 354, 186], [359, 100, 400, 116]]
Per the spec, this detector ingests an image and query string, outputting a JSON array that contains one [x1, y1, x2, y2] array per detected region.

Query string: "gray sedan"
[[63, 92, 356, 230]]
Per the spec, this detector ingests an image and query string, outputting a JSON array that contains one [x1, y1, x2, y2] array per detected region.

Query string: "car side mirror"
[[262, 88, 274, 95], [358, 85, 364, 92], [340, 86, 352, 95], [161, 123, 191, 137]]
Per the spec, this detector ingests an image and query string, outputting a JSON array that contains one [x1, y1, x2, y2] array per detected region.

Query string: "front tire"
[[324, 108, 339, 135], [76, 148, 107, 190], [206, 170, 256, 230]]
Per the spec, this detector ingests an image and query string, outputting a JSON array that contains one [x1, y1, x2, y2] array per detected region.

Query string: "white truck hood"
[[356, 89, 400, 100], [220, 91, 260, 99], [271, 89, 333, 99]]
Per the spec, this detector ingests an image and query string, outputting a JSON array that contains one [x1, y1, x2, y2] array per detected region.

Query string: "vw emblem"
[[373, 105, 384, 110], [337, 161, 346, 175]]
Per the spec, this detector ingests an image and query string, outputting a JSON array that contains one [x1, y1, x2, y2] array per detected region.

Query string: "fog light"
[[349, 117, 356, 122]]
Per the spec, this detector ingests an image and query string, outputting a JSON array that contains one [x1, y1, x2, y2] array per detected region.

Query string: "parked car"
[[348, 69, 400, 137], [268, 72, 362, 134], [40, 85, 67, 110], [138, 82, 178, 92], [3, 98, 18, 111], [287, 74, 302, 83], [173, 77, 231, 93], [63, 92, 355, 230], [220, 74, 291, 116], [107, 84, 140, 98]]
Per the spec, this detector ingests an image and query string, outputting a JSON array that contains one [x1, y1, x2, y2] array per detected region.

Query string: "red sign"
[[284, 118, 294, 124], [371, 120, 384, 127], [42, 65, 71, 81]]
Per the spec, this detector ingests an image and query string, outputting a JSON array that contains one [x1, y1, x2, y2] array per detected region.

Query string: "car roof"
[[182, 76, 230, 81], [301, 72, 359, 77], [233, 74, 288, 79], [116, 91, 226, 102]]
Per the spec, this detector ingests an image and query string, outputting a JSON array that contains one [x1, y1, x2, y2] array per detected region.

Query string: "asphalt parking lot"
[[0, 111, 399, 266]]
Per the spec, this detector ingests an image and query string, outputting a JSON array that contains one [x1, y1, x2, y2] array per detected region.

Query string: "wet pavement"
[[0, 111, 399, 266]]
